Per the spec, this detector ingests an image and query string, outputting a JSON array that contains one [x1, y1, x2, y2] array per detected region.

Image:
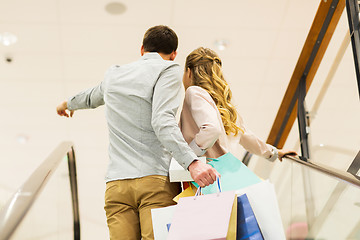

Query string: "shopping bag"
[[172, 183, 196, 203], [237, 194, 264, 240], [167, 178, 237, 240], [192, 152, 261, 194], [151, 205, 177, 240], [235, 181, 285, 240]]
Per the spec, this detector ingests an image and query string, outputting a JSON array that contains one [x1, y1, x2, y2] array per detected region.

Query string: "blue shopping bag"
[[237, 194, 264, 240], [192, 152, 261, 194]]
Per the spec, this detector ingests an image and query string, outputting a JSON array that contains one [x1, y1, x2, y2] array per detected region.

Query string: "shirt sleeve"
[[185, 87, 223, 156], [67, 67, 112, 110], [67, 83, 105, 110], [151, 64, 197, 170]]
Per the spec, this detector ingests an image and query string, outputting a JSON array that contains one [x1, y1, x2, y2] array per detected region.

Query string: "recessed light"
[[214, 40, 229, 51], [16, 134, 29, 144], [105, 2, 127, 15], [0, 32, 17, 46]]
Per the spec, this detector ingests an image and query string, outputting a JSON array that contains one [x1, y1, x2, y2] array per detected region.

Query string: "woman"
[[180, 47, 296, 163]]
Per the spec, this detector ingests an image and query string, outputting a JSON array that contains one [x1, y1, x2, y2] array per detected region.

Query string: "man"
[[56, 25, 218, 239]]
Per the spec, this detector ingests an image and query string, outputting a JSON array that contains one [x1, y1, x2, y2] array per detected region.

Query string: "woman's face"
[[182, 68, 192, 90]]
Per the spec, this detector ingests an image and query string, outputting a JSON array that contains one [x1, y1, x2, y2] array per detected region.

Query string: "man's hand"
[[56, 101, 74, 118], [188, 160, 219, 188]]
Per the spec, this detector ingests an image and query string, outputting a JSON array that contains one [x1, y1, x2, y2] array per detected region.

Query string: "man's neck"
[[158, 52, 172, 60]]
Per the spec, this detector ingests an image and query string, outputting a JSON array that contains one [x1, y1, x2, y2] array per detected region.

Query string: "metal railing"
[[0, 142, 80, 240], [283, 155, 360, 189]]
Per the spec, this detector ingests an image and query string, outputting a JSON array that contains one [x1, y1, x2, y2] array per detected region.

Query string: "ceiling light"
[[214, 40, 229, 51], [16, 134, 29, 144], [105, 2, 127, 15], [0, 32, 17, 46]]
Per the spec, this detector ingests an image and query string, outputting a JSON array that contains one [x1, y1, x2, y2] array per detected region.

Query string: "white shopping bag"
[[151, 205, 177, 240], [169, 157, 206, 182], [235, 180, 286, 240]]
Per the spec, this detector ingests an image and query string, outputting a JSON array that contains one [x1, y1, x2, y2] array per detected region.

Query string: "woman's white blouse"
[[179, 86, 277, 161]]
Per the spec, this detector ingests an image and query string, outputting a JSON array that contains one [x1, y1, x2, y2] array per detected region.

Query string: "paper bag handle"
[[194, 176, 221, 199]]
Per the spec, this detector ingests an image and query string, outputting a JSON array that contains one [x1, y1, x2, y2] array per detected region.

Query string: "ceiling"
[[0, 0, 359, 239]]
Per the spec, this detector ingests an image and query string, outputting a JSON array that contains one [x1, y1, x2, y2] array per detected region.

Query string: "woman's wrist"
[[267, 145, 278, 162]]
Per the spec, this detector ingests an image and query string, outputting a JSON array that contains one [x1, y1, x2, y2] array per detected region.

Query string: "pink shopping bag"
[[167, 188, 237, 240]]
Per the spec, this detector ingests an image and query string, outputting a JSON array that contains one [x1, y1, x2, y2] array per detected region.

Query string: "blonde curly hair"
[[185, 47, 243, 136]]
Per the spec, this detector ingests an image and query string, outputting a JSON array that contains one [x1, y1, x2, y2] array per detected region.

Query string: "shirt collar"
[[141, 52, 163, 60]]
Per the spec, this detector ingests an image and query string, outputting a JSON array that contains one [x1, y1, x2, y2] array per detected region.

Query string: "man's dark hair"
[[143, 25, 178, 54]]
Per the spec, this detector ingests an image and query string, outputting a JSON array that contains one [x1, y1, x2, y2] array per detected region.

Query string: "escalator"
[[0, 142, 80, 240], [0, 0, 359, 239], [0, 142, 359, 239]]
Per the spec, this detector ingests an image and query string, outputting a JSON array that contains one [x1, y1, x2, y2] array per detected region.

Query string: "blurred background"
[[0, 0, 359, 239]]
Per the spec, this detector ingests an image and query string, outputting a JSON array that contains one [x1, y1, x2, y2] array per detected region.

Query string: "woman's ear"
[[186, 68, 192, 79]]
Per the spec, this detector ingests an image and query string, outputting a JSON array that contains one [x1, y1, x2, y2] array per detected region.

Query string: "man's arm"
[[151, 64, 219, 187], [56, 82, 105, 118]]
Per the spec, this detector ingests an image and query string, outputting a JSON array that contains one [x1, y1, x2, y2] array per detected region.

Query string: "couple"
[[56, 25, 295, 240]]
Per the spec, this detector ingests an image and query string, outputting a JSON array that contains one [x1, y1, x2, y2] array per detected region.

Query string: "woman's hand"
[[277, 149, 298, 161]]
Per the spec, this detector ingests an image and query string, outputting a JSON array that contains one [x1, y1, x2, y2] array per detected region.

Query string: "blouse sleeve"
[[185, 87, 223, 156], [238, 121, 278, 162]]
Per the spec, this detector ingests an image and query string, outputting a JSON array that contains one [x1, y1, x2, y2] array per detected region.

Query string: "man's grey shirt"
[[67, 53, 197, 182]]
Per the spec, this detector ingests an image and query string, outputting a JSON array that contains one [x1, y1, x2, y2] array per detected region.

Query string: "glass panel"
[[10, 156, 73, 240], [272, 159, 360, 240], [248, 6, 360, 240], [0, 185, 14, 215], [305, 8, 360, 170]]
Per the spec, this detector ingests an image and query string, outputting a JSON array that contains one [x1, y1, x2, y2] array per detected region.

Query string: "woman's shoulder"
[[185, 86, 215, 106], [185, 86, 211, 98]]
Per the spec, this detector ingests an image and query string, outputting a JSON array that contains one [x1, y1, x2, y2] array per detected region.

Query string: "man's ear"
[[169, 51, 177, 61], [141, 45, 145, 56]]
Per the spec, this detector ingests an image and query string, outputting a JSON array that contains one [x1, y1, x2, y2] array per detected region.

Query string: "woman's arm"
[[239, 127, 297, 161], [185, 87, 223, 156]]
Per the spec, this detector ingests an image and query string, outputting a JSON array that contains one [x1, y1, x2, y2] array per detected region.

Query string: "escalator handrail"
[[0, 141, 80, 240], [284, 155, 360, 188]]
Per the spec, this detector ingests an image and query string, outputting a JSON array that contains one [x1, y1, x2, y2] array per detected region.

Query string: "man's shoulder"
[[109, 64, 121, 70], [105, 58, 180, 77], [163, 60, 180, 72], [164, 59, 180, 67], [105, 61, 138, 72]]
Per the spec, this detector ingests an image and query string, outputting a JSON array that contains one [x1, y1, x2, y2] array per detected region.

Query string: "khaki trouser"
[[104, 175, 181, 240]]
